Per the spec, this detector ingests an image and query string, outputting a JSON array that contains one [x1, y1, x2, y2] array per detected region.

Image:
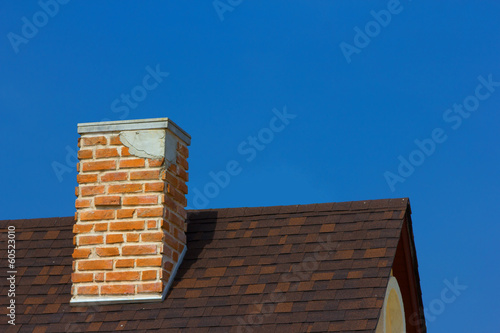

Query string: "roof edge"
[[187, 198, 410, 220]]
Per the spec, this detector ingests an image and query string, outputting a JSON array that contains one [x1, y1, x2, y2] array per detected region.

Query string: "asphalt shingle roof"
[[0, 198, 420, 332]]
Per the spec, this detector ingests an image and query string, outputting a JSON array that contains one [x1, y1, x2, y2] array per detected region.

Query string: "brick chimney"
[[71, 118, 190, 305]]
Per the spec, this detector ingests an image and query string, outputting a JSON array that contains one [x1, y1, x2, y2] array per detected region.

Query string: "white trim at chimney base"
[[70, 246, 188, 306]]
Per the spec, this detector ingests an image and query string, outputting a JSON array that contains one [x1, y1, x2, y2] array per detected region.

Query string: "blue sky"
[[1, 1, 499, 331]]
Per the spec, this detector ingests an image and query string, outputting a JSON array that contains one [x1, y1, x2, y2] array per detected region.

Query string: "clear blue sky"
[[1, 1, 499, 331]]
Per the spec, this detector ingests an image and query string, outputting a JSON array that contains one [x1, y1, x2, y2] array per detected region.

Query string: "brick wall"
[[71, 119, 189, 304]]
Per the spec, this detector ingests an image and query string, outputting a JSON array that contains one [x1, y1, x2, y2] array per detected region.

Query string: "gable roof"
[[0, 198, 425, 332]]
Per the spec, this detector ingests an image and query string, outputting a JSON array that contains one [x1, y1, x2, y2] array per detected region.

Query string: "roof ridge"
[[187, 198, 409, 221]]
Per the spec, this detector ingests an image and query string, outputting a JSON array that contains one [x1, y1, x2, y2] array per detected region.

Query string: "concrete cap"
[[77, 117, 191, 145]]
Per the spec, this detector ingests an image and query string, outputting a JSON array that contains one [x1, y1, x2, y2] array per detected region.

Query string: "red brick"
[[141, 270, 157, 281], [178, 181, 188, 194], [95, 148, 119, 159], [121, 146, 131, 157], [94, 272, 104, 282], [148, 158, 164, 167], [77, 174, 98, 184], [73, 224, 93, 234], [163, 233, 181, 252], [136, 257, 162, 267], [137, 207, 163, 218], [94, 223, 108, 232], [166, 247, 174, 260], [77, 285, 98, 295], [117, 209, 135, 219], [71, 272, 93, 283], [122, 245, 157, 256], [115, 259, 134, 268], [96, 247, 119, 257], [176, 155, 189, 171], [78, 235, 104, 245], [123, 195, 158, 206], [147, 220, 157, 229], [145, 182, 164, 192], [162, 171, 178, 186], [178, 144, 189, 158], [119, 159, 145, 168], [163, 261, 174, 272], [101, 172, 128, 182], [72, 248, 91, 259], [80, 185, 105, 197], [75, 199, 92, 208], [82, 136, 107, 146], [78, 260, 113, 271], [81, 160, 116, 172], [130, 170, 160, 180], [106, 234, 124, 244], [108, 184, 142, 194], [141, 232, 163, 242], [77, 149, 93, 159], [162, 195, 176, 211], [95, 196, 121, 206], [137, 282, 162, 293], [169, 213, 185, 229], [178, 168, 188, 182], [109, 221, 144, 231], [101, 284, 135, 295], [173, 227, 186, 243], [167, 164, 177, 173], [161, 218, 171, 232], [177, 206, 187, 220], [106, 271, 140, 281], [167, 184, 185, 205], [109, 135, 121, 145], [126, 233, 139, 242], [80, 210, 114, 221]]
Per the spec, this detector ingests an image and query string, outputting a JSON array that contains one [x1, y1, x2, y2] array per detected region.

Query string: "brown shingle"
[[0, 198, 424, 332]]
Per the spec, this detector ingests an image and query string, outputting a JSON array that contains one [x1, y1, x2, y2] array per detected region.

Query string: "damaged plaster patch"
[[120, 130, 166, 159]]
